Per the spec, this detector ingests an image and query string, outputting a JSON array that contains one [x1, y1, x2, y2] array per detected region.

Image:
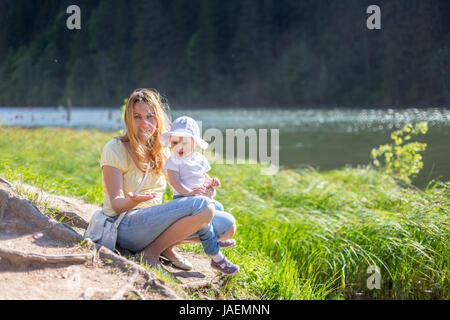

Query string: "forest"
[[0, 0, 449, 108]]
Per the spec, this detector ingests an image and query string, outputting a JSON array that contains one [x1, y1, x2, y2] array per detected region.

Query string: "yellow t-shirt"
[[100, 138, 167, 217]]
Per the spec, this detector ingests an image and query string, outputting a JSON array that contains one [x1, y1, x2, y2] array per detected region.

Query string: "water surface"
[[1, 107, 449, 187]]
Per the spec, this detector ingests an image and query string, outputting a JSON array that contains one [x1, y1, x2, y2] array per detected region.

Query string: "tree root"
[[0, 246, 93, 266]]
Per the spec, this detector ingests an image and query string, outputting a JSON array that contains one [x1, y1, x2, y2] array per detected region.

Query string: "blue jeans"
[[115, 196, 234, 255]]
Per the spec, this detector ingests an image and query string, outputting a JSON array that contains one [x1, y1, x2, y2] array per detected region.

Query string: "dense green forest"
[[0, 0, 449, 108]]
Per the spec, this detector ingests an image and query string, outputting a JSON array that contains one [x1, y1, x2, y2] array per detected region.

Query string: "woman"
[[100, 88, 236, 269]]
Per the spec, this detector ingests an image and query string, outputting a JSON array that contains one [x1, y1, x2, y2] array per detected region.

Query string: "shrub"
[[371, 122, 428, 183]]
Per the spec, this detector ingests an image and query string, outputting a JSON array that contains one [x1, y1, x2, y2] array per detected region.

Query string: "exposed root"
[[0, 246, 93, 266]]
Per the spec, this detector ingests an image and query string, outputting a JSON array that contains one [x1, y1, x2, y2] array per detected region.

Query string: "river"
[[1, 106, 449, 187]]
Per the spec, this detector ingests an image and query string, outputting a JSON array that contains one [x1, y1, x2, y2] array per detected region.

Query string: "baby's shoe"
[[218, 239, 236, 249], [211, 256, 239, 275]]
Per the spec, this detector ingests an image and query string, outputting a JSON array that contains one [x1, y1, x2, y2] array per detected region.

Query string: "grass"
[[0, 126, 448, 299]]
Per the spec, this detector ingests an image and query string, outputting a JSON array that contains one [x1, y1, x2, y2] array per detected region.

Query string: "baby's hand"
[[204, 186, 215, 199], [187, 187, 206, 197], [210, 177, 221, 188]]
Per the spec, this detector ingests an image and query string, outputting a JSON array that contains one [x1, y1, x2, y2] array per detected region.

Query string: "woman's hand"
[[128, 192, 158, 204]]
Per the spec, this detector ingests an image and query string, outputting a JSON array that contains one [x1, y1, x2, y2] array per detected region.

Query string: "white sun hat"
[[159, 116, 208, 150]]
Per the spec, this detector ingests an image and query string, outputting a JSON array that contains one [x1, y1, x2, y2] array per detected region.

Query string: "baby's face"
[[170, 136, 195, 158]]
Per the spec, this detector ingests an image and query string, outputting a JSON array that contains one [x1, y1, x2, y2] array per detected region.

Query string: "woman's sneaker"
[[210, 256, 239, 275]]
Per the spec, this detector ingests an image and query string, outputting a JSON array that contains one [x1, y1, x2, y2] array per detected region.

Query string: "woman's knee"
[[190, 195, 212, 214]]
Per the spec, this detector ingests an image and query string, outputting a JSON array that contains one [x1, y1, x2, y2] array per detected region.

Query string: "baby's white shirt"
[[162, 152, 211, 196]]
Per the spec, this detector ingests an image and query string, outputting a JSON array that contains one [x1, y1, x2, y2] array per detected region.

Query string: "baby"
[[160, 116, 239, 275]]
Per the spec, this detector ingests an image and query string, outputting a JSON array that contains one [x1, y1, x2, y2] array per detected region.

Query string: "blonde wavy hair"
[[117, 88, 171, 175]]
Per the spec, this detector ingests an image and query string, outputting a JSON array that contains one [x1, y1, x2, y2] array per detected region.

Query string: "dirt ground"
[[0, 178, 225, 300]]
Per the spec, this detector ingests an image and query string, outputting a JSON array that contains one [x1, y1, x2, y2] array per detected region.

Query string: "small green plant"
[[371, 122, 428, 183], [78, 238, 95, 250]]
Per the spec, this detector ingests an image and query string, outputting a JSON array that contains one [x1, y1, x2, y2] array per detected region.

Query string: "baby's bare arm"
[[167, 169, 205, 196]]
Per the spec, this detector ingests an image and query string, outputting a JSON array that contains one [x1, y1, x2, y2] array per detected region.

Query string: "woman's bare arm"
[[102, 165, 156, 214]]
